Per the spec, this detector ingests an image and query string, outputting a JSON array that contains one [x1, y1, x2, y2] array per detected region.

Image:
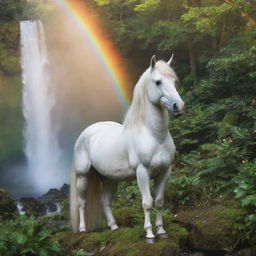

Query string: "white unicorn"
[[70, 55, 184, 243]]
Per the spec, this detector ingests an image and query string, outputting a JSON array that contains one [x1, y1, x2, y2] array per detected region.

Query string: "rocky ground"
[[0, 186, 255, 256]]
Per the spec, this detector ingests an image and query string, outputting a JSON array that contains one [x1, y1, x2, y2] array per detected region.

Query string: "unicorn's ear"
[[167, 54, 174, 66], [150, 55, 156, 70]]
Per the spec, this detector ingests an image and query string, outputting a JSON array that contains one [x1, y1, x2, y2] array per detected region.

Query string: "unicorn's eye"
[[155, 80, 161, 86]]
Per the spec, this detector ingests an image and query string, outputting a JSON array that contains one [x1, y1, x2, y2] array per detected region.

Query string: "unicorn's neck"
[[123, 74, 169, 140], [144, 100, 169, 140]]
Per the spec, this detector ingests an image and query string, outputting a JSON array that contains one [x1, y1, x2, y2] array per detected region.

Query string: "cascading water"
[[20, 21, 64, 194], [16, 201, 26, 215]]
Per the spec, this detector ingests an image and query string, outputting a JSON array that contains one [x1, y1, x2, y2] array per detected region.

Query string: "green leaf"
[[39, 248, 48, 256], [241, 195, 256, 207], [16, 234, 27, 244], [38, 229, 50, 241]]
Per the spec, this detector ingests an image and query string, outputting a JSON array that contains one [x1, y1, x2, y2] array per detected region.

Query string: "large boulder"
[[0, 189, 17, 220], [174, 204, 246, 252], [56, 223, 188, 256], [60, 183, 70, 198]]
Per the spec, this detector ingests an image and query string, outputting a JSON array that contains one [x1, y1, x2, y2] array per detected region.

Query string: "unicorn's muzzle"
[[160, 97, 183, 117]]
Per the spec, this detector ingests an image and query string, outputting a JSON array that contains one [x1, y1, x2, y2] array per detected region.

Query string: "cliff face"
[[0, 0, 24, 164]]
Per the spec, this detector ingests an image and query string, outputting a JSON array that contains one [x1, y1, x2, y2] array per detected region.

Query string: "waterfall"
[[16, 201, 26, 215], [46, 202, 61, 216], [20, 21, 64, 194]]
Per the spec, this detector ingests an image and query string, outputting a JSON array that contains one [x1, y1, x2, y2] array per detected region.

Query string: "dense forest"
[[0, 0, 256, 255], [0, 0, 24, 163]]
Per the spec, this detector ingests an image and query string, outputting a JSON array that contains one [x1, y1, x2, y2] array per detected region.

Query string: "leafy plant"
[[233, 160, 256, 244], [0, 215, 62, 256], [69, 249, 89, 256]]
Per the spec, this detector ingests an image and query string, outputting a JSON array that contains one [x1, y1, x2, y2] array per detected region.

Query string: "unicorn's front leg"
[[136, 164, 155, 243], [154, 167, 171, 238]]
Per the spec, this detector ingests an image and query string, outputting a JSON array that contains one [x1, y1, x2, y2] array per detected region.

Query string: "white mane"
[[123, 61, 178, 129]]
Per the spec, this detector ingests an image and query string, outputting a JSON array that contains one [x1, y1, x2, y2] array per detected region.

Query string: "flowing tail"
[[85, 171, 103, 231], [70, 157, 103, 232], [70, 165, 79, 232]]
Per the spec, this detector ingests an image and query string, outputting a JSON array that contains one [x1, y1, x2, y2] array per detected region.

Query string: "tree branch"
[[223, 0, 256, 25]]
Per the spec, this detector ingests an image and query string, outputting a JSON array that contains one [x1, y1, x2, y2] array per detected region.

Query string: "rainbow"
[[55, 0, 130, 108]]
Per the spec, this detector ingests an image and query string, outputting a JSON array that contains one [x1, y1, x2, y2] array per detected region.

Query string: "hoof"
[[110, 224, 119, 231], [157, 233, 169, 239], [145, 237, 155, 244], [79, 227, 86, 232]]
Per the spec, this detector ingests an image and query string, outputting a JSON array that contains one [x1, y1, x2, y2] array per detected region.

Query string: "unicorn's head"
[[147, 55, 184, 117]]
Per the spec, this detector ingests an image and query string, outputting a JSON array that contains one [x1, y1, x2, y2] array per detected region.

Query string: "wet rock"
[[39, 183, 70, 204], [0, 188, 17, 219], [60, 183, 70, 197], [174, 204, 246, 252], [20, 197, 46, 216], [161, 246, 176, 256], [100, 245, 112, 256]]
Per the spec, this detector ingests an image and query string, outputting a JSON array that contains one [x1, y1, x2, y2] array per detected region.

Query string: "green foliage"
[[69, 249, 89, 256], [112, 181, 141, 208], [0, 0, 25, 22], [182, 2, 233, 35], [233, 160, 256, 244], [0, 215, 63, 256]]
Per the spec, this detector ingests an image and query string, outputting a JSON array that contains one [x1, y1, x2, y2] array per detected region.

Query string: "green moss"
[[216, 207, 246, 220], [113, 206, 143, 227], [166, 222, 188, 242], [1, 55, 20, 75], [223, 112, 239, 126], [55, 220, 188, 256], [174, 204, 246, 252]]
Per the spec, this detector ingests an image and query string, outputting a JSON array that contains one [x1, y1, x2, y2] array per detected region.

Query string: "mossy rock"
[[55, 222, 188, 256], [0, 189, 17, 220], [174, 204, 247, 252]]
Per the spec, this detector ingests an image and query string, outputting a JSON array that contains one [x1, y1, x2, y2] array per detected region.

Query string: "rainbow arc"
[[55, 0, 130, 108]]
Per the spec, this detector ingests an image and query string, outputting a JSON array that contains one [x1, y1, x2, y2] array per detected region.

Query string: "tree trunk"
[[188, 37, 197, 86], [212, 36, 218, 54], [219, 18, 226, 50]]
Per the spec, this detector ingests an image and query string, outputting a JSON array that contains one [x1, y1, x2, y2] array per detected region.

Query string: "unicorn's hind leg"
[[73, 147, 92, 232], [101, 179, 118, 231]]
